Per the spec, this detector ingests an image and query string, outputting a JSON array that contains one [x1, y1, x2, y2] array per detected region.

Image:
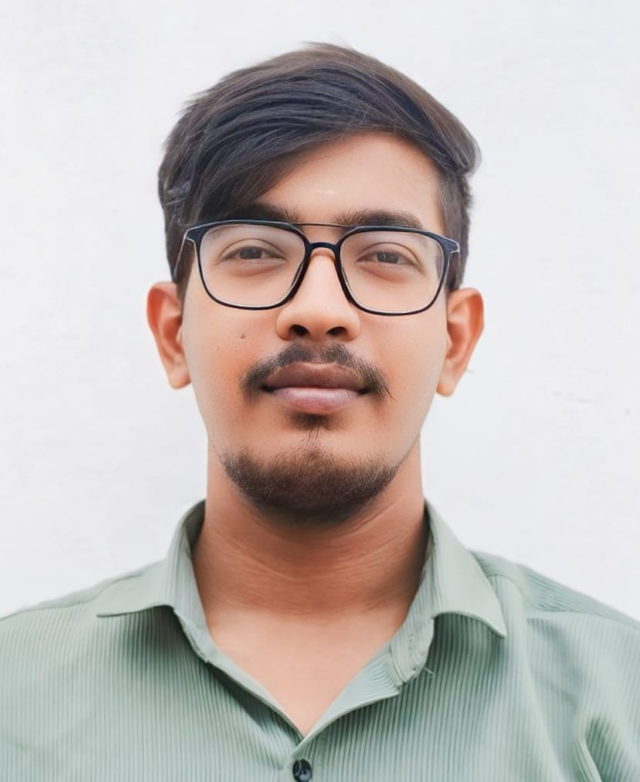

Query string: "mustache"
[[241, 343, 391, 398]]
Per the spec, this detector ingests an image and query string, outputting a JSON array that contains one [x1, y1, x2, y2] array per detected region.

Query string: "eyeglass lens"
[[198, 223, 445, 313]]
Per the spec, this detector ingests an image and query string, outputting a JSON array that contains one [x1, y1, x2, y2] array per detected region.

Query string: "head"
[[148, 44, 484, 526]]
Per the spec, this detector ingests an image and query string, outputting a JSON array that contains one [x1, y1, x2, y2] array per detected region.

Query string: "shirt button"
[[292, 759, 313, 781]]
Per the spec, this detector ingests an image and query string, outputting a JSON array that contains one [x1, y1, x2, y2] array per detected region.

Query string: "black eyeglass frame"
[[173, 219, 459, 316]]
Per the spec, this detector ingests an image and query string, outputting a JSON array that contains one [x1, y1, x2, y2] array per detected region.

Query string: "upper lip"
[[262, 363, 367, 393]]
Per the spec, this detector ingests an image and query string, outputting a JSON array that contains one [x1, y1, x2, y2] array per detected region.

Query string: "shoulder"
[[472, 548, 640, 636], [472, 551, 640, 778], [472, 549, 640, 714], [0, 564, 156, 662]]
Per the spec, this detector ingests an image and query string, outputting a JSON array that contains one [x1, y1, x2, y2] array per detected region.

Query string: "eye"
[[368, 251, 405, 265], [220, 242, 287, 263], [357, 245, 417, 267], [232, 246, 269, 260]]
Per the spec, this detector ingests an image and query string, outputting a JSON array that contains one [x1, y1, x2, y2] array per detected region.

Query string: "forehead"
[[255, 133, 444, 234]]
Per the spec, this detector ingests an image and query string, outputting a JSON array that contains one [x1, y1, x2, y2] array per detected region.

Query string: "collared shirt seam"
[[485, 572, 640, 636], [0, 570, 149, 625]]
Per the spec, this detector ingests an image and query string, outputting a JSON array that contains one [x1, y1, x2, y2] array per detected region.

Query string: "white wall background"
[[1, 0, 638, 621]]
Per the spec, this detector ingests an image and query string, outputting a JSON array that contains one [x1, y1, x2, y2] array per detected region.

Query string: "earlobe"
[[436, 288, 484, 397], [146, 282, 192, 389]]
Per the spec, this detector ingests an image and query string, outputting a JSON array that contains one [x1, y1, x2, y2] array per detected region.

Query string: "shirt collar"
[[95, 498, 507, 648], [95, 500, 208, 628], [421, 499, 507, 637]]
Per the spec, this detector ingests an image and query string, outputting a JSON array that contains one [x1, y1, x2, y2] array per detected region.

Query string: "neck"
[[192, 445, 428, 623]]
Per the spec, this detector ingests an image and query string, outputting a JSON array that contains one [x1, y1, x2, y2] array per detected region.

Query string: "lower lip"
[[268, 387, 362, 414]]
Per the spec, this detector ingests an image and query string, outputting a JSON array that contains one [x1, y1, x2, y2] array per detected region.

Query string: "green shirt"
[[1, 500, 639, 781]]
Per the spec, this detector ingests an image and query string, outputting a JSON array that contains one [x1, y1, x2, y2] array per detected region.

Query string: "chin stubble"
[[221, 442, 399, 527]]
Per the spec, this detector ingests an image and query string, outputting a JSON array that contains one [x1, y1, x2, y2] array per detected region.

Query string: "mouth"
[[261, 363, 369, 414], [264, 386, 366, 414]]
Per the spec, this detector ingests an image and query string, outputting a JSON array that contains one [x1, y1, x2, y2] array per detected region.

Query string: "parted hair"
[[158, 43, 480, 303]]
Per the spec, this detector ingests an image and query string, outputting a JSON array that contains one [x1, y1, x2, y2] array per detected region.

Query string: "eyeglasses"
[[173, 219, 459, 316]]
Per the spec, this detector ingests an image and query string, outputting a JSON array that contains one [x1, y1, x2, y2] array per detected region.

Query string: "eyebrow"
[[223, 203, 425, 232]]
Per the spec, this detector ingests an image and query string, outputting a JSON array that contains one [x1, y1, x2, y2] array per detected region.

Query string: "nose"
[[275, 248, 361, 343]]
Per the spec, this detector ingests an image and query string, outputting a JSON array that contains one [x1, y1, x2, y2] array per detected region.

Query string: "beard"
[[221, 438, 399, 527]]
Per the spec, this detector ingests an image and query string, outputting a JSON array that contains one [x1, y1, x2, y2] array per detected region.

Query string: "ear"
[[436, 288, 484, 397], [146, 282, 191, 389]]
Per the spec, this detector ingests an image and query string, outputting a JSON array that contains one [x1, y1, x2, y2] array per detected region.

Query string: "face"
[[148, 133, 483, 524]]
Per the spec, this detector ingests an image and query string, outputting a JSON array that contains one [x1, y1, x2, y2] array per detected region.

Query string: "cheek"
[[181, 304, 270, 426], [381, 320, 448, 419]]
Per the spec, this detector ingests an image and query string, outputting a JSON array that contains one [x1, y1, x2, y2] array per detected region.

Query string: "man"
[[1, 43, 638, 781]]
